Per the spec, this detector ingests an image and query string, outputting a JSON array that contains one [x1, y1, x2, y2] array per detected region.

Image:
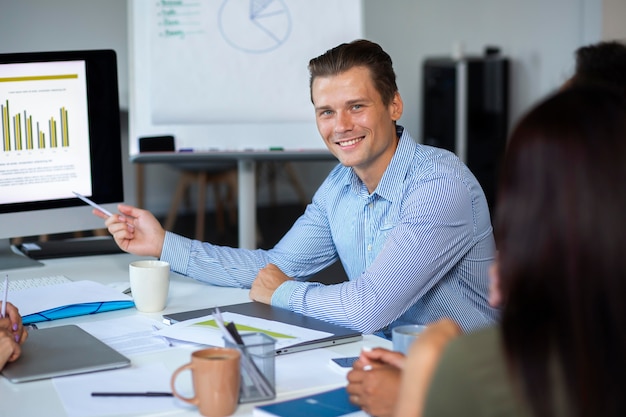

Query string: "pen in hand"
[[1, 274, 8, 318], [72, 191, 113, 217]]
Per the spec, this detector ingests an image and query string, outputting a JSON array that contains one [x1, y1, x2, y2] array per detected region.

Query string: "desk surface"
[[1, 253, 389, 417]]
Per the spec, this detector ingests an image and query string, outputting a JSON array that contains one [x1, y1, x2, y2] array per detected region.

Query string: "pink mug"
[[171, 347, 241, 417]]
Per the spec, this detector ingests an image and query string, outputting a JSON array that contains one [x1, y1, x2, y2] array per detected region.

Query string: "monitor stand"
[[0, 239, 44, 272], [14, 236, 124, 260]]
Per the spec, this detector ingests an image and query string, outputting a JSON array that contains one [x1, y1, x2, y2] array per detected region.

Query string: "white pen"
[[72, 191, 113, 217], [1, 274, 8, 318]]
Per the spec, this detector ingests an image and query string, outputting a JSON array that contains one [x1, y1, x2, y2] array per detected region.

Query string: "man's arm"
[[270, 176, 484, 333], [160, 174, 340, 289], [249, 264, 294, 303]]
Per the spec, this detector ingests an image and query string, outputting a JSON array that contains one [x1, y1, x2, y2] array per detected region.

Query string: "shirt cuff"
[[160, 232, 193, 275], [271, 280, 302, 309]]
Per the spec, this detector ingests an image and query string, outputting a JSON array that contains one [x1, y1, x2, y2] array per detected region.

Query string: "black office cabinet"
[[422, 52, 509, 213]]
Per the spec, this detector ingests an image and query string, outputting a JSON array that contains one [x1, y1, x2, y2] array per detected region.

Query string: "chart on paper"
[[156, 312, 332, 350]]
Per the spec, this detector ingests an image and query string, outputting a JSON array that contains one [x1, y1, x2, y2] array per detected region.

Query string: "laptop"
[[1, 325, 131, 383], [163, 302, 362, 355]]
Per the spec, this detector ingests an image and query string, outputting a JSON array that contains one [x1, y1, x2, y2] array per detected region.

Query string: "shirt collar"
[[348, 125, 417, 202]]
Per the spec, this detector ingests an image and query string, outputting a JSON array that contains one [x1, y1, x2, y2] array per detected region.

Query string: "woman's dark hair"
[[570, 41, 626, 100], [494, 87, 626, 417], [307, 39, 398, 106]]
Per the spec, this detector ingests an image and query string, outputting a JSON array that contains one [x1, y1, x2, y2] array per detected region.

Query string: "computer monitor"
[[0, 49, 124, 271]]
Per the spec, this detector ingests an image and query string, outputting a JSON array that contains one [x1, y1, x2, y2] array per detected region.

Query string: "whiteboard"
[[128, 0, 363, 154]]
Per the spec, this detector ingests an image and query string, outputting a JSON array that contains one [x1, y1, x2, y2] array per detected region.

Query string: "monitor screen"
[[0, 49, 123, 270]]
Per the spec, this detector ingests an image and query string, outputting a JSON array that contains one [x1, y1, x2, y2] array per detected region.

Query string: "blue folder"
[[22, 300, 135, 325], [253, 387, 360, 417]]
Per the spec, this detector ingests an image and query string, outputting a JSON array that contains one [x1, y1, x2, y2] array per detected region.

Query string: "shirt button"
[[367, 244, 372, 251]]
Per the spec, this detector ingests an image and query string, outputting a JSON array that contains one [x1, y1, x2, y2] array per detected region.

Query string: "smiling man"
[[312, 65, 402, 192], [100, 39, 498, 336]]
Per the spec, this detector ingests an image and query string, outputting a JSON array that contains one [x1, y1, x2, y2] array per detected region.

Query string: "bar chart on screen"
[[0, 59, 94, 205], [1, 61, 88, 153]]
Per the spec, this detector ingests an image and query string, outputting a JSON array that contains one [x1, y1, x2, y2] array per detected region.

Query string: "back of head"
[[307, 39, 398, 106], [495, 87, 626, 417], [570, 40, 626, 99]]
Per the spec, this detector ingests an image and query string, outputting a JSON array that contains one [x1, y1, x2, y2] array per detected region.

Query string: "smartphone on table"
[[328, 356, 359, 373]]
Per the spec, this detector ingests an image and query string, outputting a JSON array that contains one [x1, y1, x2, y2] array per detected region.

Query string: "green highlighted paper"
[[195, 319, 295, 340], [156, 311, 333, 350]]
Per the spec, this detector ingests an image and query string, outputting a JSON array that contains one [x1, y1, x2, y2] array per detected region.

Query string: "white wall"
[[0, 0, 129, 107], [603, 0, 626, 40], [364, 0, 602, 138], [1, 0, 613, 217]]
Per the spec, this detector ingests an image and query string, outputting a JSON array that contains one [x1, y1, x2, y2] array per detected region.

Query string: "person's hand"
[[0, 327, 22, 369], [0, 303, 27, 345], [346, 348, 406, 417], [249, 264, 293, 304], [0, 303, 28, 369], [393, 318, 462, 417], [98, 204, 166, 258], [357, 346, 406, 369]]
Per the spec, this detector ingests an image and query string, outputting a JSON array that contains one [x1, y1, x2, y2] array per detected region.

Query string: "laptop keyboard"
[[7, 275, 71, 291]]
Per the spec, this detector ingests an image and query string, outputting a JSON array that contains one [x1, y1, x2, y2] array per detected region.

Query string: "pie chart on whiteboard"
[[218, 0, 292, 53]]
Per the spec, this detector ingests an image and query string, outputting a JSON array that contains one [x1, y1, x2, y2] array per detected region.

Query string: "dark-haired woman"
[[395, 87, 626, 417]]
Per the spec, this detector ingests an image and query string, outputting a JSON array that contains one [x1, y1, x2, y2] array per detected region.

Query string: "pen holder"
[[224, 332, 276, 403]]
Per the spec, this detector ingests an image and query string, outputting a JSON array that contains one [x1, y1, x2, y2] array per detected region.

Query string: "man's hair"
[[495, 87, 626, 417], [307, 39, 398, 106], [570, 40, 626, 99]]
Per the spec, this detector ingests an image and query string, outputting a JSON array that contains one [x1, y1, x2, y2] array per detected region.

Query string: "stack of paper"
[[156, 311, 332, 350]]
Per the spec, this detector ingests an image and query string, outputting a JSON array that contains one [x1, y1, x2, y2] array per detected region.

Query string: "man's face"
[[311, 66, 403, 187]]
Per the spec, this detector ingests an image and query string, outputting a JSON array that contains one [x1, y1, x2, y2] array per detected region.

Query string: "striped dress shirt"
[[161, 126, 499, 335]]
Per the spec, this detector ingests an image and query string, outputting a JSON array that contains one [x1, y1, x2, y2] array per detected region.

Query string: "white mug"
[[392, 324, 427, 355], [129, 260, 170, 312]]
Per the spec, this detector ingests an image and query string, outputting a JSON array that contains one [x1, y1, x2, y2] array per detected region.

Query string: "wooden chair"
[[256, 161, 308, 207], [164, 163, 238, 241]]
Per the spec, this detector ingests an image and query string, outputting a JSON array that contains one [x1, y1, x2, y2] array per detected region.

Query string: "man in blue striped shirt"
[[100, 39, 498, 336]]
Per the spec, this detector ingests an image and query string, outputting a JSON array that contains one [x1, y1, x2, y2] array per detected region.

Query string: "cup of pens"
[[224, 332, 276, 404]]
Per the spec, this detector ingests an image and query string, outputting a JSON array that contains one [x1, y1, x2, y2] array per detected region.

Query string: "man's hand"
[[249, 264, 293, 304], [100, 204, 166, 258], [346, 348, 405, 417]]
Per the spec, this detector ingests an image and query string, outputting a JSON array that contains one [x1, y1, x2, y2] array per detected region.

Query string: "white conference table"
[[0, 252, 389, 417], [132, 150, 337, 249]]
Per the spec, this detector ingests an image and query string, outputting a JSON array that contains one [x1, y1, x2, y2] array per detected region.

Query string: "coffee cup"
[[129, 260, 170, 312], [392, 324, 427, 354], [171, 347, 241, 417]]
